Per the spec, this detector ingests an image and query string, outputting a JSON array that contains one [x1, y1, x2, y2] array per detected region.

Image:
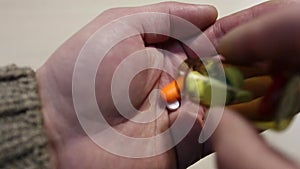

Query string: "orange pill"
[[160, 76, 184, 103]]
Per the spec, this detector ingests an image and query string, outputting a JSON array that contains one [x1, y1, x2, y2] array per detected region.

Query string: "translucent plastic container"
[[160, 58, 300, 131]]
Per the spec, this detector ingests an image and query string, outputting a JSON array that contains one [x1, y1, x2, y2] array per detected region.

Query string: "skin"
[[36, 0, 300, 169], [37, 2, 218, 169], [214, 1, 300, 169], [212, 108, 300, 169]]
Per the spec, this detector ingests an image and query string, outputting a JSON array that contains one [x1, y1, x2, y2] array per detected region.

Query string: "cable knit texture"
[[0, 65, 49, 169]]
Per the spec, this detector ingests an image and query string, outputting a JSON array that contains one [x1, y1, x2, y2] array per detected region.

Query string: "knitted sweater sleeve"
[[0, 65, 50, 169]]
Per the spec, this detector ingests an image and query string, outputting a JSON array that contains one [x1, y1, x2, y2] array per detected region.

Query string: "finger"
[[204, 0, 299, 47], [129, 2, 218, 44], [142, 2, 217, 44], [146, 2, 217, 31], [99, 2, 217, 44], [217, 6, 300, 69], [160, 43, 210, 168], [211, 108, 299, 169], [180, 0, 298, 60], [169, 99, 210, 169]]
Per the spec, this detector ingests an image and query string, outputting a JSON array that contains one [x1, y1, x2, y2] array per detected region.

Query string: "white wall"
[[0, 0, 265, 69]]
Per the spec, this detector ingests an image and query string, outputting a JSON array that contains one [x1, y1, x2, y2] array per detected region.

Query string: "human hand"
[[36, 2, 218, 169], [217, 1, 300, 72], [209, 1, 300, 169], [36, 1, 300, 169], [211, 108, 300, 169], [204, 0, 300, 121]]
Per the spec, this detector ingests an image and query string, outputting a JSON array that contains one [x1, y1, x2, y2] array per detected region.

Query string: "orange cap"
[[160, 76, 184, 103]]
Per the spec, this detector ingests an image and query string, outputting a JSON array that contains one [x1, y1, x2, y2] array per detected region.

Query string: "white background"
[[1, 0, 299, 168]]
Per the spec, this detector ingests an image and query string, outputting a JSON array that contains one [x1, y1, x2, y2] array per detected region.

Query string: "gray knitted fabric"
[[0, 65, 49, 169]]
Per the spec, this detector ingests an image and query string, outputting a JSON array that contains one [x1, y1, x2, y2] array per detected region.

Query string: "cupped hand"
[[36, 0, 300, 169], [37, 2, 218, 169]]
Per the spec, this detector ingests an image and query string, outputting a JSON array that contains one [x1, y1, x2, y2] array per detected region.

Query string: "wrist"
[[36, 66, 60, 169]]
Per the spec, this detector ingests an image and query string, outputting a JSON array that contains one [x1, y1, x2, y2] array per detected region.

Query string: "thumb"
[[211, 108, 299, 169]]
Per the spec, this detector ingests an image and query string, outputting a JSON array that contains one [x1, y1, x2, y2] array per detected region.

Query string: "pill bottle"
[[160, 58, 300, 131]]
